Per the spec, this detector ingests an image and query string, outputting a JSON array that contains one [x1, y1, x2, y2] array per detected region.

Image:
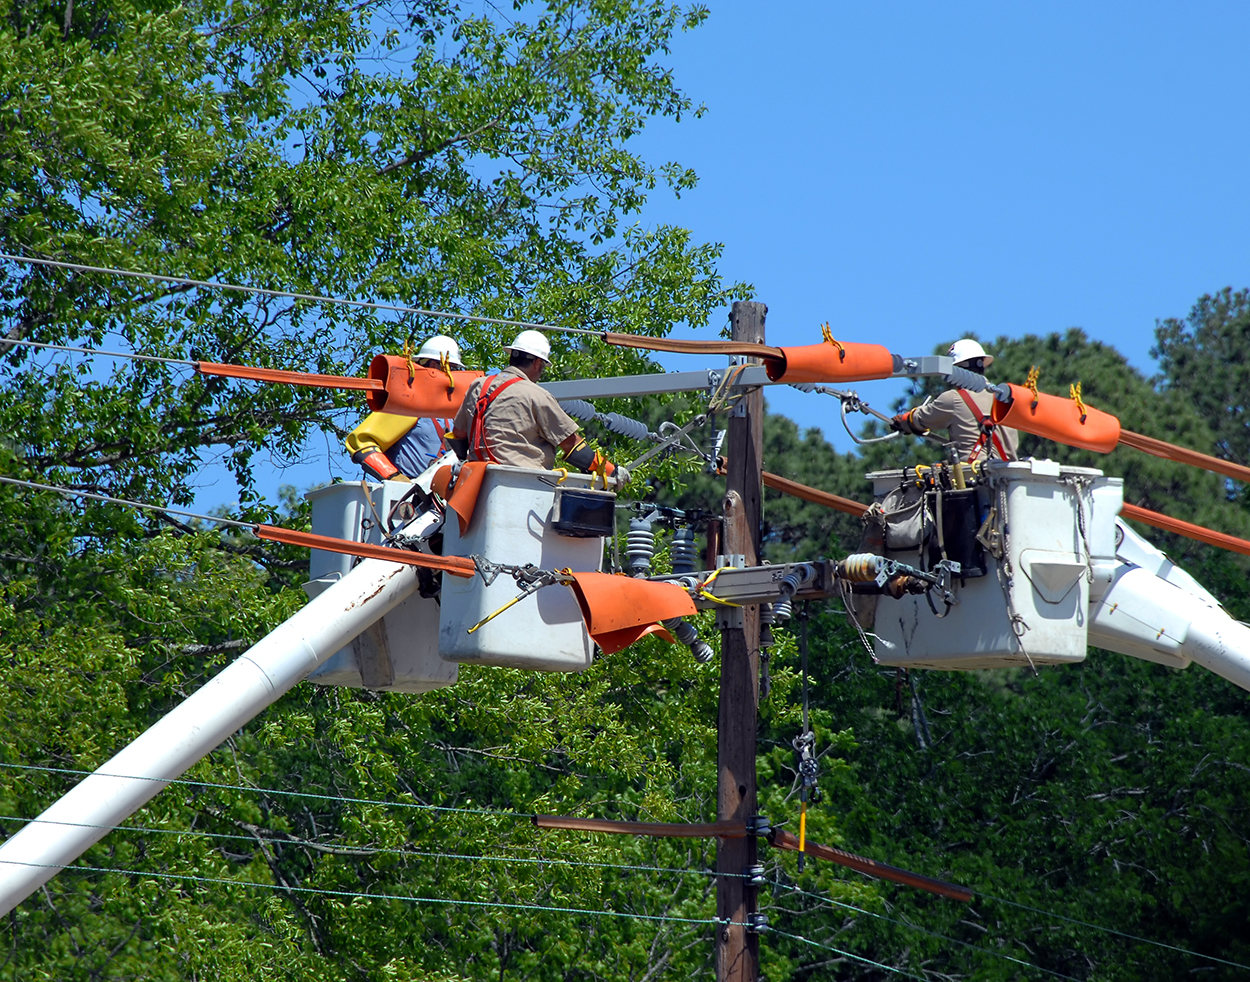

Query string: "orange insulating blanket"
[[196, 361, 384, 392], [1120, 503, 1250, 558], [768, 828, 972, 902], [992, 383, 1121, 454], [564, 572, 696, 655], [762, 342, 895, 385], [762, 471, 869, 516], [254, 525, 477, 576], [1119, 429, 1250, 486], [432, 462, 490, 535], [365, 355, 485, 417]]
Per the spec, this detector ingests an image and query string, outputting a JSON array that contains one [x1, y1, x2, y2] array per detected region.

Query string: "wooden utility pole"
[[716, 300, 766, 982]]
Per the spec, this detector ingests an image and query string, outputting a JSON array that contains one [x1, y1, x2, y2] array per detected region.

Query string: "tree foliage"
[[2, 0, 1249, 977]]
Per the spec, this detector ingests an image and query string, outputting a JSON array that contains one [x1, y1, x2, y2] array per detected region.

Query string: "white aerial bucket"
[[438, 466, 606, 671], [303, 480, 457, 693], [869, 459, 1123, 670]]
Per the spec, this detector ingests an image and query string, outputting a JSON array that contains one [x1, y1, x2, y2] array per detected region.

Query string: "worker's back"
[[908, 388, 1020, 462], [454, 366, 578, 470]]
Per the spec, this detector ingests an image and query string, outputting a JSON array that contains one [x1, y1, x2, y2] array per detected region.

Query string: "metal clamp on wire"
[[836, 553, 961, 609]]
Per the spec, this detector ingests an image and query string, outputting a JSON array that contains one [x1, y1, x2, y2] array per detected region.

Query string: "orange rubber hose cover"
[[196, 362, 383, 391], [254, 526, 476, 576], [1120, 503, 1250, 558], [365, 354, 485, 416], [564, 572, 696, 655], [991, 383, 1121, 454], [762, 343, 895, 385], [603, 332, 785, 359]]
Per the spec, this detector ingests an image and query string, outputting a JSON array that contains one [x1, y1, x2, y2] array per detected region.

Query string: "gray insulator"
[[772, 598, 793, 621], [558, 399, 597, 420], [946, 365, 990, 393], [625, 519, 655, 577], [670, 527, 697, 575], [760, 602, 775, 625], [777, 563, 814, 599], [601, 412, 652, 442], [663, 616, 714, 663]]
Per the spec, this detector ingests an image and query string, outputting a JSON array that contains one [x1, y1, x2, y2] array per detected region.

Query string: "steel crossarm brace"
[[540, 357, 952, 401]]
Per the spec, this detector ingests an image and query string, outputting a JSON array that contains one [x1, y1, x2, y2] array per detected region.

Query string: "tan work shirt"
[[453, 366, 579, 469], [909, 388, 1020, 462]]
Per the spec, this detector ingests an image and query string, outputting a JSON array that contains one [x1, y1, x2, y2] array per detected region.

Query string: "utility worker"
[[451, 329, 629, 486], [891, 338, 1020, 463], [344, 335, 464, 482]]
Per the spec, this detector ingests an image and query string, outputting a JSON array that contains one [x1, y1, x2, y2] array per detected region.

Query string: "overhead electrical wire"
[[0, 856, 725, 929], [773, 882, 1084, 981], [767, 928, 928, 980], [0, 252, 602, 337], [0, 813, 727, 880], [3, 761, 1243, 972]]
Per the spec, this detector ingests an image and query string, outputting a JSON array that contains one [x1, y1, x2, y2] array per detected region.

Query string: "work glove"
[[352, 448, 409, 483], [612, 465, 631, 489], [890, 413, 913, 434]]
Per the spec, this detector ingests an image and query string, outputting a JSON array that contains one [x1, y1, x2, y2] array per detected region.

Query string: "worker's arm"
[[345, 412, 419, 481], [560, 433, 629, 487], [898, 391, 961, 435]]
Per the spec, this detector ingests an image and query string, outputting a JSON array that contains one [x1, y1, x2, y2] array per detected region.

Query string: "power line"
[[769, 928, 928, 980], [0, 813, 728, 880], [5, 761, 1241, 971], [0, 252, 603, 338], [976, 891, 1250, 973], [0, 856, 724, 929], [0, 337, 197, 366], [0, 760, 573, 822], [0, 475, 255, 530], [773, 882, 1082, 981]]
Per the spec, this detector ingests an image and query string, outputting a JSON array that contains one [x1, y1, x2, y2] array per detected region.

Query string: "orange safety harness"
[[956, 388, 1009, 463], [468, 375, 525, 463]]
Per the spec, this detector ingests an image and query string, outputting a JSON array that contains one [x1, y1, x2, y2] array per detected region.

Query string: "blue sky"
[[634, 1, 1250, 446], [195, 1, 1250, 507]]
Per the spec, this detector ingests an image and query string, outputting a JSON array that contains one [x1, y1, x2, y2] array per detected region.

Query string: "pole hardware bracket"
[[746, 913, 770, 934], [746, 863, 767, 887], [746, 814, 771, 837]]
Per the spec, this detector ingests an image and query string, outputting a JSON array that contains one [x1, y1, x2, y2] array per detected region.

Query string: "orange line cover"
[[196, 361, 383, 391], [254, 526, 477, 576], [762, 342, 895, 385], [533, 815, 746, 838], [1120, 503, 1250, 558], [992, 383, 1120, 454], [769, 828, 972, 902], [762, 471, 868, 516], [602, 332, 785, 359], [1119, 429, 1250, 486]]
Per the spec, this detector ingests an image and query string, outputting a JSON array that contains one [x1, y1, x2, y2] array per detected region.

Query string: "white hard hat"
[[415, 335, 465, 369], [504, 329, 551, 362], [948, 338, 993, 368]]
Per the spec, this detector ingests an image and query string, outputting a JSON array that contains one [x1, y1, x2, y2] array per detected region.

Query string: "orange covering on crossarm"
[[991, 383, 1121, 454], [365, 354, 485, 416], [1120, 503, 1250, 558], [564, 572, 696, 655], [762, 342, 894, 385]]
